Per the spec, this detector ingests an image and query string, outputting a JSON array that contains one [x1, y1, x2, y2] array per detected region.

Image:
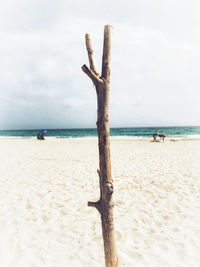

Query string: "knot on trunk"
[[105, 181, 114, 194]]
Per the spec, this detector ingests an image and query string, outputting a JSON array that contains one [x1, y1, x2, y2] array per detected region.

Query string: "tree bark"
[[82, 25, 118, 267]]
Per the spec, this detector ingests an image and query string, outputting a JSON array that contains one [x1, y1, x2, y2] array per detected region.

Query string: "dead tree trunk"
[[82, 25, 118, 267]]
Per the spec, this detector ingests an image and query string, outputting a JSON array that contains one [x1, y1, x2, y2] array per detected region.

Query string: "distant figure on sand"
[[37, 130, 47, 140], [40, 133, 45, 140], [158, 133, 166, 142], [152, 132, 158, 142], [37, 132, 41, 140]]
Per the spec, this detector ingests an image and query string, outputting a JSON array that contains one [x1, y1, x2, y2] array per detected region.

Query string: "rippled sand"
[[0, 138, 200, 267]]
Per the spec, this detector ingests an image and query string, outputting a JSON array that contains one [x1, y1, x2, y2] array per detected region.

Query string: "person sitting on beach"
[[37, 131, 46, 140], [152, 133, 158, 142], [158, 133, 166, 142], [37, 132, 41, 140], [40, 133, 45, 140]]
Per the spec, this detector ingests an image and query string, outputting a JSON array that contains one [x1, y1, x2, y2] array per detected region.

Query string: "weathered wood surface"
[[82, 25, 118, 267]]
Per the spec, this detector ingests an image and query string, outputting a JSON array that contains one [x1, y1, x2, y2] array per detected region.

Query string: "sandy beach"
[[0, 138, 200, 267]]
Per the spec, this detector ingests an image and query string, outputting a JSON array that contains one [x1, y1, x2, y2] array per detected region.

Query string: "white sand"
[[0, 138, 200, 267]]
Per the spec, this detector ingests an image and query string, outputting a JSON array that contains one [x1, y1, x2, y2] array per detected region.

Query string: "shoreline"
[[0, 136, 200, 141]]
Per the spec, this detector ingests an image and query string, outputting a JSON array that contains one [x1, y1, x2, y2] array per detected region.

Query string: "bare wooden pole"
[[82, 25, 118, 267]]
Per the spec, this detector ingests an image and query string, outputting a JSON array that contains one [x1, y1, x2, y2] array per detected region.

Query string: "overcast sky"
[[0, 0, 200, 130]]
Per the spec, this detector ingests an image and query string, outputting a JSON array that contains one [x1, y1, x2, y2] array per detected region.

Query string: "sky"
[[0, 0, 200, 130]]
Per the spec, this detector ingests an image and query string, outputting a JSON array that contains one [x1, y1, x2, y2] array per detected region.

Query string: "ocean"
[[0, 126, 200, 139]]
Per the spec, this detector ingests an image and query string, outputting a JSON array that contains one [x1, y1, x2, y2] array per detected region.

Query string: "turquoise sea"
[[0, 126, 200, 139]]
